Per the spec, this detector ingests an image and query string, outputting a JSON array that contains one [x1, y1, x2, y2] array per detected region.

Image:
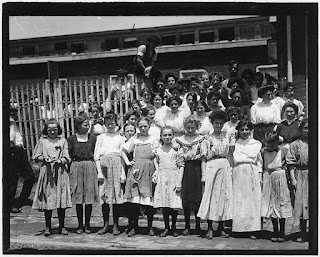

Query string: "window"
[[179, 69, 207, 79], [219, 27, 235, 41], [199, 30, 215, 43], [103, 38, 119, 51], [180, 32, 194, 44], [54, 42, 68, 51], [10, 46, 21, 58], [161, 34, 175, 46], [39, 43, 53, 56], [260, 24, 273, 38], [71, 42, 86, 53], [239, 26, 255, 40], [22, 45, 35, 56], [123, 37, 137, 49]]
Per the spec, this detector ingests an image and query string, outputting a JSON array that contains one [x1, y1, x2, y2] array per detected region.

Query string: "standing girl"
[[89, 102, 106, 135], [175, 116, 205, 236], [286, 118, 309, 242], [124, 117, 159, 237], [197, 111, 234, 239], [94, 112, 126, 236], [260, 131, 293, 242], [232, 120, 263, 239], [32, 118, 72, 236], [153, 126, 184, 237], [68, 116, 99, 234]]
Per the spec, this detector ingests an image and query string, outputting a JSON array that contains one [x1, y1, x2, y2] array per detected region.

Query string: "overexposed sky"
[[10, 15, 257, 40]]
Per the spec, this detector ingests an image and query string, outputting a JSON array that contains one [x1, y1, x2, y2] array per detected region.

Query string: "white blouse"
[[250, 101, 281, 124], [195, 115, 213, 135], [94, 133, 125, 161], [233, 138, 263, 172]]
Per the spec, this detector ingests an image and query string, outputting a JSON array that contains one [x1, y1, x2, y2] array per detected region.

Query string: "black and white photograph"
[[3, 2, 317, 254]]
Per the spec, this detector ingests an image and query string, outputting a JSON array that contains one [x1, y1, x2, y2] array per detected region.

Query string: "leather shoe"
[[172, 230, 179, 237], [182, 228, 190, 236], [44, 227, 51, 237], [84, 226, 91, 234], [206, 230, 213, 239], [160, 229, 169, 237], [98, 225, 108, 235], [59, 227, 68, 235], [113, 225, 121, 236], [148, 227, 155, 236], [76, 228, 84, 234], [11, 207, 21, 213], [128, 228, 136, 237]]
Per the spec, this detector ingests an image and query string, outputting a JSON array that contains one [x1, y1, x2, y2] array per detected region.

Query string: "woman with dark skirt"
[[250, 85, 281, 145]]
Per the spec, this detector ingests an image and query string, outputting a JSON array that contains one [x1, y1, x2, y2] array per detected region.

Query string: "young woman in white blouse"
[[250, 85, 281, 145]]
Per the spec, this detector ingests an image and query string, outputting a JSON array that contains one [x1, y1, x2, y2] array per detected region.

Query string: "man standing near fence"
[[9, 107, 35, 213], [133, 35, 162, 91]]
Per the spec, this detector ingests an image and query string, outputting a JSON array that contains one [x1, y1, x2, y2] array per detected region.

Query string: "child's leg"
[[194, 208, 201, 234], [297, 219, 307, 242], [128, 204, 140, 237], [206, 220, 214, 239], [160, 208, 170, 237], [98, 203, 110, 235], [112, 204, 121, 235], [145, 205, 155, 236], [171, 209, 179, 237], [182, 207, 191, 235], [84, 204, 92, 233], [57, 208, 68, 235], [163, 208, 170, 230], [44, 210, 52, 236], [271, 218, 279, 242], [76, 204, 84, 232], [278, 218, 286, 241]]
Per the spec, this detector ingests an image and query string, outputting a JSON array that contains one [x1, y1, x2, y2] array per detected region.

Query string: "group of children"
[[31, 99, 309, 243]]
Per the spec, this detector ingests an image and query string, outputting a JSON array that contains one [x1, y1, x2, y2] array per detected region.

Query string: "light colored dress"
[[232, 138, 262, 232], [153, 147, 184, 209], [94, 132, 126, 204], [222, 120, 239, 139], [32, 136, 72, 210], [148, 122, 161, 140], [197, 131, 234, 221], [124, 136, 159, 206], [286, 139, 308, 220], [261, 147, 293, 219], [155, 109, 189, 137]]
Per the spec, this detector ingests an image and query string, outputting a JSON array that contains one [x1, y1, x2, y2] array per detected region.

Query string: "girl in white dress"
[[94, 112, 126, 236], [197, 111, 234, 239], [261, 131, 292, 242], [153, 126, 184, 237], [232, 120, 263, 239]]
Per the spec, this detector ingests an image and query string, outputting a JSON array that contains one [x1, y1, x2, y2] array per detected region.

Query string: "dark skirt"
[[253, 123, 275, 145], [181, 160, 202, 210]]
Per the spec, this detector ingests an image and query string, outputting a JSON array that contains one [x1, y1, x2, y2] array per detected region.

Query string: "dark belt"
[[185, 160, 201, 164], [296, 165, 308, 170], [254, 123, 275, 128], [73, 158, 94, 162]]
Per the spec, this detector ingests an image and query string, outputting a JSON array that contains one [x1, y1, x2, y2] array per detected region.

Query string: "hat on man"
[[258, 84, 275, 98]]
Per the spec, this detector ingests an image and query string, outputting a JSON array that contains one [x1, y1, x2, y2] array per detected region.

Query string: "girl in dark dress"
[[68, 116, 99, 234], [276, 102, 301, 149]]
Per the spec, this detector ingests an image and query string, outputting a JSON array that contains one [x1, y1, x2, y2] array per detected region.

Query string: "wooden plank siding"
[[10, 76, 140, 159]]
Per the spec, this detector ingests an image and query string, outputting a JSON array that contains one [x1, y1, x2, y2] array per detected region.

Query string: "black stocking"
[[85, 204, 92, 227], [44, 210, 52, 229], [76, 204, 83, 228], [57, 208, 66, 229]]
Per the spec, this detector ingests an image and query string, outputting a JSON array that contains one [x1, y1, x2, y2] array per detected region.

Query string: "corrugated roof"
[[9, 15, 258, 40]]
